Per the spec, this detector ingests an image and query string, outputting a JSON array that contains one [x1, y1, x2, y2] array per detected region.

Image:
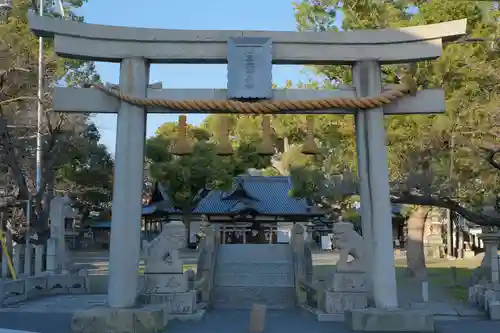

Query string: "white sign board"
[[277, 228, 291, 243], [321, 235, 332, 250]]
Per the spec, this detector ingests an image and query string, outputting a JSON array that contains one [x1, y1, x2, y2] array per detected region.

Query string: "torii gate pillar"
[[354, 60, 397, 308], [107, 58, 149, 308]]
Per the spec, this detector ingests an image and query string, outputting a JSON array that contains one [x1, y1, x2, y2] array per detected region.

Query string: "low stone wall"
[[469, 283, 500, 320], [0, 271, 89, 307]]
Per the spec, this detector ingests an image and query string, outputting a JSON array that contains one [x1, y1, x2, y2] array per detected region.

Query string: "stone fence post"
[[479, 232, 500, 284]]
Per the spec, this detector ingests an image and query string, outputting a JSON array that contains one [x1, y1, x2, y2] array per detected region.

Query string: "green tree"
[[56, 123, 114, 220], [147, 121, 245, 241], [294, 0, 500, 221], [293, 0, 500, 277], [0, 0, 100, 239]]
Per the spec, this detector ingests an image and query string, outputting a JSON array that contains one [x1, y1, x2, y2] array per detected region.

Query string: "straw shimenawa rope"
[[92, 74, 417, 113]]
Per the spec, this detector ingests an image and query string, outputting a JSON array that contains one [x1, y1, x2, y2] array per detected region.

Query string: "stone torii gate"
[[28, 11, 465, 317]]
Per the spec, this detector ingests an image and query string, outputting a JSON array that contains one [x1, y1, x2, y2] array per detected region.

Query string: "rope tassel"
[[257, 116, 275, 156], [216, 116, 233, 156], [171, 115, 193, 156], [301, 115, 320, 155]]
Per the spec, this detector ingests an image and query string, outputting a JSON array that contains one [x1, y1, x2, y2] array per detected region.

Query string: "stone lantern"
[[0, 0, 12, 24]]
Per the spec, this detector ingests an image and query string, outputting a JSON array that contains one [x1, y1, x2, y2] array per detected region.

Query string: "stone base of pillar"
[[489, 301, 500, 320], [70, 304, 169, 333], [345, 308, 435, 332], [137, 289, 206, 322]]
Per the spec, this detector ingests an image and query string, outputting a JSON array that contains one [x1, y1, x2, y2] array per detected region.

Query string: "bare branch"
[[0, 96, 37, 106]]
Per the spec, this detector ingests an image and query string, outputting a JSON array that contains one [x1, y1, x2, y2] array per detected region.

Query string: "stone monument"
[[46, 196, 88, 294], [423, 209, 445, 260], [47, 196, 68, 273], [139, 221, 197, 317], [323, 222, 369, 319]]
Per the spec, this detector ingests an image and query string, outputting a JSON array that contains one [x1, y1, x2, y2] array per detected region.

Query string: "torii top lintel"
[[28, 11, 466, 65]]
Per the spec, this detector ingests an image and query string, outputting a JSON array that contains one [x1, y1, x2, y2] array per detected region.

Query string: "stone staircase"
[[212, 244, 296, 310]]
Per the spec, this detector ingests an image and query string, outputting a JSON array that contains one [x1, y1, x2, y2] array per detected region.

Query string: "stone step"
[[215, 262, 294, 275], [216, 244, 293, 264], [211, 286, 296, 310], [214, 272, 294, 287]]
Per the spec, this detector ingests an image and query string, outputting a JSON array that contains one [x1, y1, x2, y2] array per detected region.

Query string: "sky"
[[77, 0, 342, 155]]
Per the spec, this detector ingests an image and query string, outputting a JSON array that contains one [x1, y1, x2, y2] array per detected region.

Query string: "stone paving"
[[166, 310, 499, 333], [0, 307, 497, 333], [0, 250, 492, 332], [0, 295, 108, 313]]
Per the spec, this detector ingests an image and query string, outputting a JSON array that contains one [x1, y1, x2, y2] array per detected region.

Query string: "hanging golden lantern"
[[257, 115, 275, 156], [171, 115, 193, 156], [216, 116, 233, 156], [301, 115, 321, 155]]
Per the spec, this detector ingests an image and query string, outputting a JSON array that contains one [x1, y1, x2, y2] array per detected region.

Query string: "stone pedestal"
[[322, 272, 369, 321], [138, 290, 197, 313], [329, 272, 370, 293], [71, 304, 168, 333], [139, 250, 195, 313], [139, 221, 204, 322]]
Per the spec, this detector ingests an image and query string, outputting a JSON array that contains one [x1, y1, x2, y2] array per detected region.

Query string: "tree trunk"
[[406, 205, 431, 279], [0, 113, 48, 236]]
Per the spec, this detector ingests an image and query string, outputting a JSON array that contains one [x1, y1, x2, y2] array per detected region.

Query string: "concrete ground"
[[0, 308, 497, 333], [166, 310, 499, 333], [0, 250, 492, 333]]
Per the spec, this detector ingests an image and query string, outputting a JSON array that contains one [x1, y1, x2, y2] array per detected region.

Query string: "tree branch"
[[391, 192, 500, 227], [0, 96, 37, 106], [482, 147, 500, 171]]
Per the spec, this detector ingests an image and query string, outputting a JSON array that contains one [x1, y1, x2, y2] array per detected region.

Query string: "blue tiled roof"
[[142, 205, 157, 215], [143, 176, 322, 216], [86, 220, 111, 228]]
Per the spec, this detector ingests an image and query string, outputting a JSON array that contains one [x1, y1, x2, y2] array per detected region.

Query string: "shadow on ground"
[[167, 309, 496, 333], [0, 311, 72, 333], [168, 309, 335, 333]]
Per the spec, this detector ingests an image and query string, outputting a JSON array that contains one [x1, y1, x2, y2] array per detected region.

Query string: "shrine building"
[[142, 175, 324, 245]]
